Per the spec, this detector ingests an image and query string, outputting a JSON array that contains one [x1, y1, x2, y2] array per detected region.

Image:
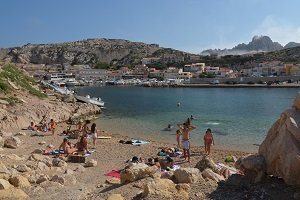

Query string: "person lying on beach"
[[59, 138, 77, 155], [28, 122, 38, 131], [158, 147, 181, 157], [125, 156, 143, 168], [160, 156, 174, 171], [204, 128, 215, 155], [154, 157, 161, 169]]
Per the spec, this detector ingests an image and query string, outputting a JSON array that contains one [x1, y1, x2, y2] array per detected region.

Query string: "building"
[[178, 71, 192, 80], [285, 64, 300, 76], [184, 63, 205, 72], [205, 66, 219, 74], [77, 69, 107, 81], [163, 67, 182, 80]]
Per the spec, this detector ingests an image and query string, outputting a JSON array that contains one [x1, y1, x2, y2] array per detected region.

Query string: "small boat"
[[75, 95, 105, 107]]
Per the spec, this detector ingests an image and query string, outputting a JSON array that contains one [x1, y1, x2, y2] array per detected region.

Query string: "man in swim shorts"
[[177, 121, 196, 163]]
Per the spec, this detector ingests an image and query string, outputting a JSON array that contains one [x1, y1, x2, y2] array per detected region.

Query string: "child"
[[90, 123, 98, 148], [48, 119, 57, 135], [204, 128, 214, 155]]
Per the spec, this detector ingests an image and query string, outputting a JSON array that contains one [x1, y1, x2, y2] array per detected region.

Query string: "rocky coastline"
[[0, 76, 300, 199]]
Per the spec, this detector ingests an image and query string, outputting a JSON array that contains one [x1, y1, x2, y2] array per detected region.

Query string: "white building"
[[163, 67, 183, 80], [184, 63, 205, 72]]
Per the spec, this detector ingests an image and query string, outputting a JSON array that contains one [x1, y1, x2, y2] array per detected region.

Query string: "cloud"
[[253, 16, 300, 45]]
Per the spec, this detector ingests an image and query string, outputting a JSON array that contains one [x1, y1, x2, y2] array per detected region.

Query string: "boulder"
[[120, 163, 160, 184], [32, 149, 44, 154], [29, 153, 46, 162], [52, 158, 67, 167], [51, 175, 65, 185], [36, 174, 49, 184], [84, 159, 97, 167], [64, 169, 74, 175], [0, 179, 11, 190], [259, 106, 300, 186], [174, 168, 202, 184], [105, 177, 121, 185], [62, 175, 77, 186], [143, 178, 190, 200], [0, 188, 29, 199], [16, 164, 31, 173], [161, 171, 174, 180], [195, 155, 217, 172], [1, 154, 24, 161], [9, 175, 31, 188], [0, 136, 3, 146], [107, 194, 125, 200], [0, 162, 10, 174], [235, 154, 266, 183], [37, 162, 50, 171], [74, 165, 86, 172], [4, 136, 21, 149], [202, 168, 225, 182]]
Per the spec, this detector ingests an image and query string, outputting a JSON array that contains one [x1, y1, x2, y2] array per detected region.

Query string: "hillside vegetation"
[[0, 63, 46, 100]]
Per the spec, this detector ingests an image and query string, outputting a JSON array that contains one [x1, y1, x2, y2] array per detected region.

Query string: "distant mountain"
[[0, 38, 197, 66], [201, 35, 300, 56]]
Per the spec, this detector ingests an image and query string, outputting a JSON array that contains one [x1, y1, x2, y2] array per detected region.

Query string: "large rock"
[[235, 154, 266, 183], [174, 168, 202, 184], [4, 136, 21, 149], [0, 130, 13, 137], [9, 175, 31, 188], [107, 194, 125, 200], [195, 156, 217, 172], [0, 179, 12, 190], [143, 178, 190, 200], [202, 168, 225, 182], [16, 164, 31, 173], [259, 105, 300, 185], [50, 175, 65, 185], [0, 188, 29, 199], [36, 174, 49, 184], [120, 163, 160, 184], [0, 162, 10, 179], [37, 162, 50, 171], [52, 158, 67, 167]]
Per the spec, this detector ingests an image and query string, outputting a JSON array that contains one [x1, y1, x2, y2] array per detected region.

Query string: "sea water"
[[76, 86, 299, 152]]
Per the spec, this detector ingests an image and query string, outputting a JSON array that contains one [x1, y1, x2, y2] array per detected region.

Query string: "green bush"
[[0, 80, 10, 92]]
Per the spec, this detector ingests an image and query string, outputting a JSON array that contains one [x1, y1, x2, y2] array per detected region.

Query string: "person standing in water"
[[177, 121, 196, 163], [203, 128, 215, 155]]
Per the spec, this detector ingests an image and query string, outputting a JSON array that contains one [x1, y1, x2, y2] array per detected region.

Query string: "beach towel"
[[161, 165, 180, 173], [49, 150, 64, 155], [131, 140, 149, 145], [105, 170, 121, 178]]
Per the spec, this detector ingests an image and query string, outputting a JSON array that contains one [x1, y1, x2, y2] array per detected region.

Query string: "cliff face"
[[2, 39, 162, 65]]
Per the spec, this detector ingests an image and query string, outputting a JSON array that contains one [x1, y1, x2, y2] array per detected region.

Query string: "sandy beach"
[[1, 121, 298, 200]]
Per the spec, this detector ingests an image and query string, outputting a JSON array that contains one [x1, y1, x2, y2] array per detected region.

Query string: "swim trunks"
[[182, 139, 190, 150]]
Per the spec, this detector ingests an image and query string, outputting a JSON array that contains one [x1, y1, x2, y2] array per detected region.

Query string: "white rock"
[[259, 106, 300, 185], [37, 162, 50, 171], [0, 179, 11, 190], [174, 168, 202, 184], [52, 158, 67, 167], [202, 168, 225, 182], [84, 159, 97, 167], [4, 136, 22, 149]]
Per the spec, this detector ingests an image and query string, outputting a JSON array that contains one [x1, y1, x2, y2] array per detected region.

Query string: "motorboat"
[[65, 79, 80, 86], [75, 94, 105, 107]]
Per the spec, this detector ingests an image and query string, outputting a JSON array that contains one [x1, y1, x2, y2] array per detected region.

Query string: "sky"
[[1, 0, 300, 53]]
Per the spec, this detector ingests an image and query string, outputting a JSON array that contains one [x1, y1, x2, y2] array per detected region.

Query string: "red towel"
[[105, 170, 121, 178]]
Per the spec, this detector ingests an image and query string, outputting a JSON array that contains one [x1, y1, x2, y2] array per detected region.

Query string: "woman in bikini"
[[48, 119, 57, 136], [204, 128, 214, 155]]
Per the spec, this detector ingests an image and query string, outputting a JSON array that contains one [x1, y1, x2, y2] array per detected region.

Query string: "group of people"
[[28, 118, 57, 135], [175, 116, 215, 163], [58, 119, 100, 156]]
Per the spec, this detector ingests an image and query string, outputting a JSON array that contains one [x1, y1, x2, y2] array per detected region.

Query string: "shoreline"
[[176, 83, 300, 88]]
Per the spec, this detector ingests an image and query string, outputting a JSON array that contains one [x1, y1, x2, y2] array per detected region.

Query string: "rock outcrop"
[[173, 168, 202, 184], [143, 178, 190, 200], [259, 94, 300, 185], [120, 163, 160, 184]]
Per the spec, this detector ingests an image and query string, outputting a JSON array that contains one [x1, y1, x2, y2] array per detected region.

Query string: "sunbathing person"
[[154, 157, 161, 170], [28, 122, 38, 131], [77, 135, 89, 153], [48, 119, 57, 136], [59, 138, 77, 155]]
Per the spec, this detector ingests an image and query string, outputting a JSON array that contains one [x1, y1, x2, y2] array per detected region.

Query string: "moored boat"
[[75, 95, 105, 107]]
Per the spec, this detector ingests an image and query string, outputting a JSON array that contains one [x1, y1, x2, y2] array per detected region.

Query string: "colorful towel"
[[105, 170, 121, 178]]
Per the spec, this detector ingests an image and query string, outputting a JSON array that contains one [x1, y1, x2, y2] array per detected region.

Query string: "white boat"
[[75, 95, 105, 107], [65, 79, 80, 86]]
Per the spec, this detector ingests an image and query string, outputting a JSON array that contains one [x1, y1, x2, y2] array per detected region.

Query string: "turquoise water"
[[76, 86, 299, 152]]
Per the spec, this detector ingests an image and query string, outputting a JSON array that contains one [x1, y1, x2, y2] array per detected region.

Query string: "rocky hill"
[[201, 35, 300, 56], [0, 39, 196, 67]]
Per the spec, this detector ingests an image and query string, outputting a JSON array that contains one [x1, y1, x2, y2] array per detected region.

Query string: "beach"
[[1, 120, 299, 200], [0, 87, 299, 199]]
